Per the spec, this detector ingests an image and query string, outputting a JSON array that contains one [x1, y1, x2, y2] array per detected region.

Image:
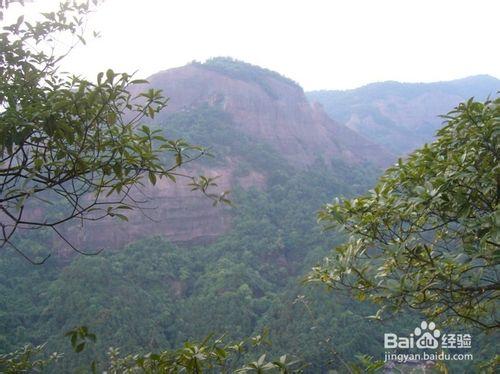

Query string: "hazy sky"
[[5, 0, 500, 90]]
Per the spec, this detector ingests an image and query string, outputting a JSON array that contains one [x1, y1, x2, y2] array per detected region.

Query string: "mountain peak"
[[194, 57, 301, 91], [146, 59, 393, 169]]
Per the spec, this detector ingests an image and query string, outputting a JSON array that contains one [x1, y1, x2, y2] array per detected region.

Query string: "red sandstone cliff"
[[148, 62, 393, 168], [54, 59, 394, 252]]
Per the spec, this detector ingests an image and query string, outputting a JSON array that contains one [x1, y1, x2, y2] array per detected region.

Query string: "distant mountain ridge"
[[57, 60, 498, 249], [307, 75, 499, 154]]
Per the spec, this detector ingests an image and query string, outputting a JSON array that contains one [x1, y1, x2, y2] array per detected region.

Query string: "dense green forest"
[[0, 103, 383, 371], [1, 2, 498, 372], [1, 103, 497, 372]]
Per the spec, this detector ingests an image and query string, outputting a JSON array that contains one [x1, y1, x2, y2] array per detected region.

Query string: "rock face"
[[53, 58, 403, 251], [61, 167, 235, 252], [54, 61, 499, 251], [52, 61, 499, 251], [307, 75, 500, 155], [148, 60, 393, 168]]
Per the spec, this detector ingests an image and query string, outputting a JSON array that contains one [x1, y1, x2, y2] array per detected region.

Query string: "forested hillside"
[[0, 58, 389, 369], [307, 75, 499, 154], [52, 57, 393, 252], [0, 56, 497, 372], [1, 0, 499, 371]]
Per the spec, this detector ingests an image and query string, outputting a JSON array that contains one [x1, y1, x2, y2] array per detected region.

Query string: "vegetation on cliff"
[[0, 1, 498, 373], [309, 97, 500, 331]]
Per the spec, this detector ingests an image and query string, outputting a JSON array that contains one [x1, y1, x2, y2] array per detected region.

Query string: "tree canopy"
[[1, 2, 498, 373], [309, 97, 499, 330], [0, 1, 226, 263]]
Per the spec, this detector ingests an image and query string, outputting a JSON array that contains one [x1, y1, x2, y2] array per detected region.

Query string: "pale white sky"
[[5, 0, 500, 90]]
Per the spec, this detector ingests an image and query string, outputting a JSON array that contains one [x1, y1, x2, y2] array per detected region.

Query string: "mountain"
[[3, 61, 496, 373], [147, 58, 393, 168], [53, 61, 499, 251], [307, 75, 499, 154], [2, 59, 397, 371], [61, 58, 392, 251]]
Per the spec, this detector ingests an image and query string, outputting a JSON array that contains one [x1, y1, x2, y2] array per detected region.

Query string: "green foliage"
[[309, 97, 500, 330], [105, 334, 302, 373], [0, 344, 62, 373], [2, 3, 497, 370], [0, 1, 224, 261], [65, 326, 96, 354], [0, 161, 386, 372], [2, 331, 303, 373], [13, 91, 495, 369], [198, 57, 300, 99], [161, 105, 290, 175]]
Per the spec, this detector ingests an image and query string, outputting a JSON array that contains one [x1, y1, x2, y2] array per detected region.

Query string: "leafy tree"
[[309, 97, 499, 330], [104, 334, 303, 374], [0, 1, 223, 263], [5, 327, 304, 373], [0, 343, 62, 373]]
